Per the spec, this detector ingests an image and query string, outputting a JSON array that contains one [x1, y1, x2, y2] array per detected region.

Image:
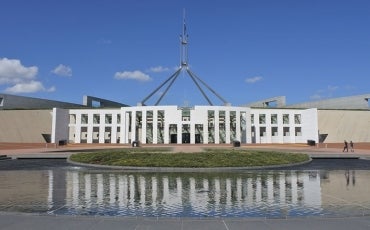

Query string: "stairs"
[[0, 155, 12, 161]]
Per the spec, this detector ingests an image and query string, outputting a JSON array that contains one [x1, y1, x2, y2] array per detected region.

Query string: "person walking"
[[350, 141, 354, 152], [343, 140, 348, 152]]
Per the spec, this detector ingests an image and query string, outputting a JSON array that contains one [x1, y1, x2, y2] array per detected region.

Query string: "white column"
[[153, 110, 158, 144], [141, 110, 147, 144], [190, 123, 195, 144], [236, 110, 241, 142], [164, 123, 169, 144], [245, 111, 252, 144], [215, 110, 220, 144], [266, 113, 272, 143], [99, 121, 105, 144], [87, 114, 93, 144], [177, 124, 181, 144], [278, 113, 284, 143], [225, 110, 231, 144], [131, 111, 136, 143], [203, 122, 208, 144], [111, 113, 117, 144], [75, 114, 81, 143], [123, 111, 130, 144]]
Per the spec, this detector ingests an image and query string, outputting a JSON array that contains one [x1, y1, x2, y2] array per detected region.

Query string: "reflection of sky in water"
[[0, 169, 369, 217]]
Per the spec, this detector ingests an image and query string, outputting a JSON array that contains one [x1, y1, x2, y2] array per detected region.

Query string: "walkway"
[[1, 213, 369, 230], [1, 143, 370, 159]]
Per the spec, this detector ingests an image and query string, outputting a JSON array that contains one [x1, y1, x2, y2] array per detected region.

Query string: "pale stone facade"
[[53, 106, 319, 145]]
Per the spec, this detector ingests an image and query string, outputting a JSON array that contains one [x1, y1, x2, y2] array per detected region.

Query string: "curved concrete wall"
[[0, 110, 52, 143], [318, 110, 370, 143]]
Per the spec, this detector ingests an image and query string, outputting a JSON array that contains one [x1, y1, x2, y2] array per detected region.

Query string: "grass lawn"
[[69, 148, 310, 168]]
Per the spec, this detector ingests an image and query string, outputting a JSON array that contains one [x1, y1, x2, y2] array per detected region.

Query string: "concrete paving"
[[1, 143, 370, 159], [0, 213, 370, 230]]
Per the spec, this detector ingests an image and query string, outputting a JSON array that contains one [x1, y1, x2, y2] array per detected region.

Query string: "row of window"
[[251, 114, 301, 125], [255, 127, 302, 137], [70, 112, 303, 126], [70, 114, 121, 125]]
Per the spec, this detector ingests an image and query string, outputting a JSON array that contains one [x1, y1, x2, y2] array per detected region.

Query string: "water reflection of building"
[[0, 170, 66, 213], [3, 170, 370, 216], [65, 171, 322, 216], [320, 171, 370, 208]]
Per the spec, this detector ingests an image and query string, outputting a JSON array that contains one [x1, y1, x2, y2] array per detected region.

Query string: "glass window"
[[271, 114, 278, 124], [93, 114, 100, 124], [283, 114, 289, 124], [81, 114, 88, 124], [117, 114, 121, 124], [294, 114, 301, 124], [182, 108, 190, 121], [158, 110, 165, 127], [271, 127, 278, 136], [69, 114, 76, 124], [251, 114, 254, 124], [295, 127, 302, 136], [283, 127, 290, 136], [259, 127, 266, 136], [259, 114, 266, 124], [105, 114, 112, 124]]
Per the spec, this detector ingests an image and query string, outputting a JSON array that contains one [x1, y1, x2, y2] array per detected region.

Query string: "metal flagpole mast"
[[180, 9, 188, 68], [139, 10, 230, 106]]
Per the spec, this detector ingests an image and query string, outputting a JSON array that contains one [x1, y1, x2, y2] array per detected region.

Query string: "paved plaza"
[[0, 213, 370, 230]]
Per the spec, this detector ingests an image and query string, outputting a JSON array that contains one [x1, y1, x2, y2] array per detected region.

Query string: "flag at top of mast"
[[180, 9, 189, 67]]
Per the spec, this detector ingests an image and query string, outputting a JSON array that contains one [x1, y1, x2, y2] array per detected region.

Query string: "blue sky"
[[1, 0, 370, 106]]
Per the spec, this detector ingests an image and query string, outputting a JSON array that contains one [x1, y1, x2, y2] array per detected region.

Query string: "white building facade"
[[52, 106, 318, 145]]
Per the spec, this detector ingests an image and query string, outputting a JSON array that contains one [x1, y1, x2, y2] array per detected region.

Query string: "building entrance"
[[182, 133, 190, 143]]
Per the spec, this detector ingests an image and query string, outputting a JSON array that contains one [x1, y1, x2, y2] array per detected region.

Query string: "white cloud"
[[310, 85, 340, 100], [114, 70, 152, 82], [52, 64, 72, 77], [98, 38, 112, 45], [0, 58, 38, 84], [310, 93, 322, 100], [0, 58, 56, 94], [245, 76, 263, 84], [4, 80, 55, 94], [148, 66, 170, 73], [327, 85, 339, 92]]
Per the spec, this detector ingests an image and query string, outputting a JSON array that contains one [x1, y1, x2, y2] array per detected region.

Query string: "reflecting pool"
[[0, 163, 370, 218]]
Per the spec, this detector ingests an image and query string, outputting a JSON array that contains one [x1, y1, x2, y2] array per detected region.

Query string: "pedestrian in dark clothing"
[[350, 141, 354, 152], [343, 140, 348, 152]]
